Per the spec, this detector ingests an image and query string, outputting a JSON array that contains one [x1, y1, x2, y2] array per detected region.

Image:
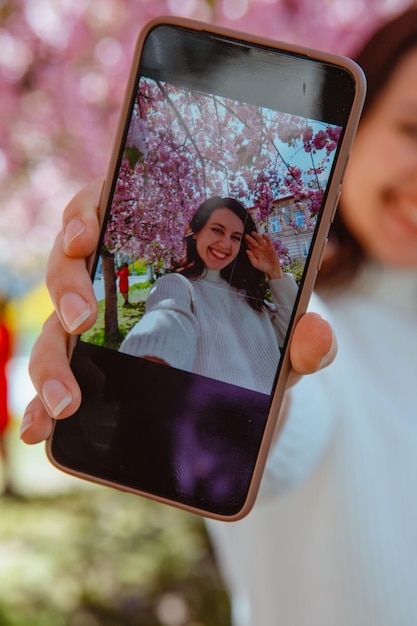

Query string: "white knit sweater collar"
[[201, 269, 226, 284], [351, 262, 417, 315]]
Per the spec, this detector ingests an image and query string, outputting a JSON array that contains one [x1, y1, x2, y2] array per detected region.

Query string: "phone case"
[[46, 17, 366, 520]]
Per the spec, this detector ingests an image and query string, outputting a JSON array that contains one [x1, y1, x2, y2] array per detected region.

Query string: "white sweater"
[[208, 263, 417, 626], [120, 269, 298, 394]]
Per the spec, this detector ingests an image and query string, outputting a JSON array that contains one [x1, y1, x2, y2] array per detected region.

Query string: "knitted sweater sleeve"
[[260, 292, 338, 496], [119, 274, 199, 371], [268, 273, 299, 347]]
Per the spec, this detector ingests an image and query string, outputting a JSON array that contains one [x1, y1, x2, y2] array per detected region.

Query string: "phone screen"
[[49, 22, 362, 518]]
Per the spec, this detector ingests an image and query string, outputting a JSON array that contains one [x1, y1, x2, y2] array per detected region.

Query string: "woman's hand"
[[21, 179, 103, 443], [20, 182, 337, 444], [245, 232, 283, 279], [47, 178, 103, 335]]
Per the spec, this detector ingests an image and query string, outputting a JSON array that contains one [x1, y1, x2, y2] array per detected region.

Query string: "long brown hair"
[[316, 7, 417, 293], [175, 196, 268, 311]]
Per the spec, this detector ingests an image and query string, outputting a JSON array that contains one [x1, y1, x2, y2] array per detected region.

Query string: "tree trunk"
[[102, 252, 120, 345], [146, 264, 155, 282]]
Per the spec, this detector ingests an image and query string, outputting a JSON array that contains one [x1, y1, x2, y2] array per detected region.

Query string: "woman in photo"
[[119, 195, 298, 394], [28, 7, 417, 626]]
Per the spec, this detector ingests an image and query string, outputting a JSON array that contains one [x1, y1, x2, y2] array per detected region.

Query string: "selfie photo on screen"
[[82, 78, 342, 397], [47, 20, 365, 519]]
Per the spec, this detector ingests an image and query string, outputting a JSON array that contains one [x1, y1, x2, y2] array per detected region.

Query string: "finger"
[[28, 313, 82, 421], [46, 181, 103, 334], [46, 249, 98, 334], [288, 312, 337, 386], [62, 178, 103, 258], [20, 396, 55, 444], [246, 231, 263, 246], [261, 233, 273, 246], [246, 249, 259, 268], [244, 234, 256, 249]]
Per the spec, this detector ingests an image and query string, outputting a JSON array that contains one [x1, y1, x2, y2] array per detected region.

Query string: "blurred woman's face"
[[194, 207, 244, 271], [341, 47, 417, 267]]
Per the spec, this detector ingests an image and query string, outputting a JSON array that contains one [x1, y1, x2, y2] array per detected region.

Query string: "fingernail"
[[319, 329, 337, 369], [64, 218, 86, 250], [42, 380, 72, 418], [60, 292, 91, 332], [20, 412, 34, 439]]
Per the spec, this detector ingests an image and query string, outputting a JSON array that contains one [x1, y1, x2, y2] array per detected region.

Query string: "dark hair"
[[175, 196, 268, 311], [316, 8, 417, 292]]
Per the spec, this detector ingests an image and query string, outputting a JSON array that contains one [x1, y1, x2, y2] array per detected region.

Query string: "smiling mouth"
[[209, 247, 229, 261], [385, 190, 417, 231]]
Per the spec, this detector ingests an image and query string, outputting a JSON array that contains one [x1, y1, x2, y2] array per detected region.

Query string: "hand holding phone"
[[40, 18, 365, 520]]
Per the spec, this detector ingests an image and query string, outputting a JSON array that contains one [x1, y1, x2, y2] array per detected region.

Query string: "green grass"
[[82, 283, 151, 350], [0, 488, 230, 626]]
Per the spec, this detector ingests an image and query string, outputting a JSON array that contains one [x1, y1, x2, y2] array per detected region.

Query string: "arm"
[[262, 293, 338, 495], [245, 230, 299, 345], [20, 183, 336, 444], [268, 273, 299, 347], [119, 274, 198, 371]]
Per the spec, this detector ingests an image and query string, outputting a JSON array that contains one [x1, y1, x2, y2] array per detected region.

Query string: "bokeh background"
[[0, 1, 414, 624]]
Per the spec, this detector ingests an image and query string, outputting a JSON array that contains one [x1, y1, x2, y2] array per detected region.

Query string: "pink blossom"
[[1, 0, 411, 277], [277, 121, 301, 144], [327, 125, 342, 142], [312, 130, 328, 150], [302, 126, 313, 142]]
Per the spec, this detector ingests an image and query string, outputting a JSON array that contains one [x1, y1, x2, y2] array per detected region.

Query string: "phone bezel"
[[46, 17, 366, 521]]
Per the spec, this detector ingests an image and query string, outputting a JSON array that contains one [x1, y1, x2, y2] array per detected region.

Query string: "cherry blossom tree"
[[0, 0, 413, 294], [90, 75, 341, 339], [105, 80, 341, 266]]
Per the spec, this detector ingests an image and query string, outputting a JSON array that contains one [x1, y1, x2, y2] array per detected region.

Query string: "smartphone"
[[46, 17, 365, 520]]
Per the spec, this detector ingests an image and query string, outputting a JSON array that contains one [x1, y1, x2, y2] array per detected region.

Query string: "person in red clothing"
[[116, 262, 130, 306], [0, 294, 13, 495]]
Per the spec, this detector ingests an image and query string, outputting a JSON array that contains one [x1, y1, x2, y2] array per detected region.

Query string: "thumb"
[[288, 312, 337, 386]]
